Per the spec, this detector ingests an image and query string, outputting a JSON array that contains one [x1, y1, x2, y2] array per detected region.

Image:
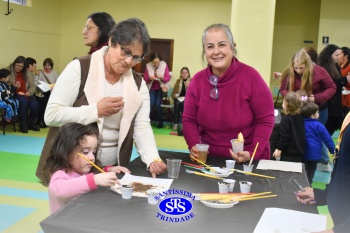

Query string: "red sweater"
[[182, 58, 275, 159]]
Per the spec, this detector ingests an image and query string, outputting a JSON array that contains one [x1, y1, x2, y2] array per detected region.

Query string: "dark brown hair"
[[40, 123, 101, 187]]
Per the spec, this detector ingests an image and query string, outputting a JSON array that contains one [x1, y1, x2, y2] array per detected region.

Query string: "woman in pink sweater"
[[40, 123, 129, 213], [182, 24, 275, 163]]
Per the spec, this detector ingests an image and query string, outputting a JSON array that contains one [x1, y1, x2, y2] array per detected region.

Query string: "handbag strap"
[[40, 70, 52, 84]]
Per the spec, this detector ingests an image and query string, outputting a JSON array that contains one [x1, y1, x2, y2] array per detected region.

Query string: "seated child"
[[0, 69, 19, 122], [273, 92, 305, 162], [39, 122, 131, 213], [300, 101, 335, 183]]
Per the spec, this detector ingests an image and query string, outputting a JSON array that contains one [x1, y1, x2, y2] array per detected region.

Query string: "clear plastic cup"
[[166, 159, 182, 178], [218, 182, 229, 193], [225, 160, 236, 169], [196, 144, 209, 163], [230, 139, 244, 154], [121, 185, 134, 199], [223, 179, 236, 192], [147, 189, 159, 205], [243, 164, 254, 173], [239, 181, 252, 193]]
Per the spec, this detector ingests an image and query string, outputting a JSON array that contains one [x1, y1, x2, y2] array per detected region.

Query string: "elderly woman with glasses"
[[37, 18, 167, 179], [182, 23, 275, 163]]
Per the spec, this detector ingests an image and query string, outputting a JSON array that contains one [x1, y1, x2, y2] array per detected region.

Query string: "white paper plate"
[[200, 200, 238, 209], [202, 167, 233, 177]]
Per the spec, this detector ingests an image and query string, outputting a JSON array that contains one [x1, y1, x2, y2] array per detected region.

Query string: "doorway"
[[133, 38, 174, 74]]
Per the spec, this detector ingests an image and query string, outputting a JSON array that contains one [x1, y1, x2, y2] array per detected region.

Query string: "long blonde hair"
[[281, 50, 314, 96]]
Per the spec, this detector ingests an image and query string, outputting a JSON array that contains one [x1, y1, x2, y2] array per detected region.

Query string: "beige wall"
[[318, 0, 350, 51], [231, 0, 276, 87], [0, 0, 62, 70], [270, 0, 321, 94], [1, 0, 350, 92], [60, 0, 231, 87]]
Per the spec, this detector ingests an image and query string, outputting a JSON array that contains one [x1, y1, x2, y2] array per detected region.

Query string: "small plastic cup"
[[230, 139, 244, 154], [166, 159, 182, 178], [218, 182, 229, 193], [196, 144, 209, 163], [223, 179, 236, 192], [275, 156, 281, 161], [121, 185, 134, 199], [239, 181, 252, 193], [243, 164, 254, 173], [147, 189, 159, 205], [225, 160, 236, 169]]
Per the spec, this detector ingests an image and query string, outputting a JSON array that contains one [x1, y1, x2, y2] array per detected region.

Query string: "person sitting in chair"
[[171, 67, 191, 131]]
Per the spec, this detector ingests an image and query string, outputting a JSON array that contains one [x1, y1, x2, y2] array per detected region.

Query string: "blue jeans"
[[318, 108, 329, 163], [149, 89, 163, 122], [15, 95, 40, 126]]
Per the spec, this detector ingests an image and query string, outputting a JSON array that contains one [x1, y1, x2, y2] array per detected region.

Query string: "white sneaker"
[[317, 163, 332, 172]]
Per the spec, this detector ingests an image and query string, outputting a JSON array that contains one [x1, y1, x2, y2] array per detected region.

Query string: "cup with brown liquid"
[[196, 144, 209, 163]]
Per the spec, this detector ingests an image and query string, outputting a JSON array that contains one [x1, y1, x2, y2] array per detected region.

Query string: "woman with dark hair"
[[143, 53, 171, 128], [171, 67, 191, 131], [83, 12, 116, 54], [36, 58, 59, 128], [6, 56, 40, 133], [37, 18, 167, 179], [339, 47, 350, 107], [318, 44, 349, 136]]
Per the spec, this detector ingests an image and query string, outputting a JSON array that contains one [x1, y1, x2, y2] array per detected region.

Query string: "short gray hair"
[[201, 23, 235, 60]]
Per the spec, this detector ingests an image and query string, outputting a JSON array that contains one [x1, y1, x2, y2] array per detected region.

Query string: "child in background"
[[273, 92, 305, 162], [40, 122, 130, 213], [0, 69, 19, 122], [300, 100, 335, 184]]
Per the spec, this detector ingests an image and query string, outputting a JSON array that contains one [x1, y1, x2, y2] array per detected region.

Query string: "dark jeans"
[[150, 89, 163, 122], [15, 94, 40, 126], [35, 91, 50, 122], [173, 99, 184, 124], [303, 160, 318, 184]]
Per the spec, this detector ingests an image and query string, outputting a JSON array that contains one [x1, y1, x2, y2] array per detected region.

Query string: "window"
[[3, 0, 31, 7]]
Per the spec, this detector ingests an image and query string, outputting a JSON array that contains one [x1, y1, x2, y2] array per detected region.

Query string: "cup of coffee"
[[166, 159, 182, 178], [196, 144, 209, 163], [121, 185, 134, 199]]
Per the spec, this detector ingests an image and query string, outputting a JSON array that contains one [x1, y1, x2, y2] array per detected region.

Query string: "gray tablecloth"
[[40, 151, 317, 233]]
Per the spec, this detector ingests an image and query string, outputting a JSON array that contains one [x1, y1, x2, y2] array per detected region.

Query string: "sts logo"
[[154, 189, 195, 223], [159, 197, 192, 215]]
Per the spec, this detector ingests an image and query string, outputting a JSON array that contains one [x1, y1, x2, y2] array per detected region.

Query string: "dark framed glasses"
[[209, 75, 219, 100]]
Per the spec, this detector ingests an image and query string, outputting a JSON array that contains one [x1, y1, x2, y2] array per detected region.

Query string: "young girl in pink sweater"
[[40, 122, 130, 213]]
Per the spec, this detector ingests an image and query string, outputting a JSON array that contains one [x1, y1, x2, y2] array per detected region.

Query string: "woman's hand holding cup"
[[230, 149, 250, 163]]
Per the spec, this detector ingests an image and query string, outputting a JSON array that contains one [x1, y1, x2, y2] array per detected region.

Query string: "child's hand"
[[107, 166, 130, 174], [94, 172, 118, 187]]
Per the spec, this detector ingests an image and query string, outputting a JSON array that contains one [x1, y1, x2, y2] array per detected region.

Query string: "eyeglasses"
[[83, 25, 99, 32], [209, 75, 219, 100], [119, 44, 144, 64]]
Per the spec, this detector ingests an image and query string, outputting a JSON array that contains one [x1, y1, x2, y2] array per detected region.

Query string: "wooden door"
[[133, 38, 174, 74]]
